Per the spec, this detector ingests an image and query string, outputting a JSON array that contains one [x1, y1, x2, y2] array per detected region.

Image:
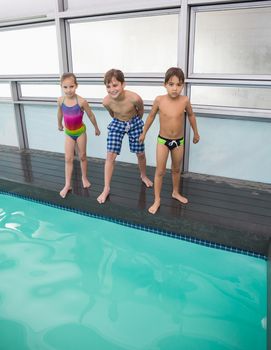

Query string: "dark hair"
[[60, 73, 78, 85], [104, 69, 125, 85], [164, 67, 185, 84]]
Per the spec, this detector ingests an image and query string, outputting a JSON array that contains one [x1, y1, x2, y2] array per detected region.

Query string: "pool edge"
[[0, 178, 266, 261]]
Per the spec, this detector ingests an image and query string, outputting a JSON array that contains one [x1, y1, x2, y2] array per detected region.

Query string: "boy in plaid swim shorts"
[[97, 69, 153, 204]]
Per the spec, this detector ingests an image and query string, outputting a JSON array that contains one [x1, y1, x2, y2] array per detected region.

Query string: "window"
[[192, 6, 271, 75], [77, 84, 164, 101], [66, 0, 179, 13], [0, 104, 18, 146], [189, 116, 271, 183], [70, 14, 178, 73], [0, 24, 59, 75], [191, 85, 271, 109], [20, 84, 61, 98], [0, 0, 55, 21], [24, 105, 62, 152], [0, 83, 11, 98]]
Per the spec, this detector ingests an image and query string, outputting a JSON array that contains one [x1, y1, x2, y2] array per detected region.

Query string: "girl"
[[57, 73, 100, 198]]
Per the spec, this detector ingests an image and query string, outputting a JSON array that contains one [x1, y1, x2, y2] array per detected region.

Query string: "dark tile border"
[[0, 178, 266, 261]]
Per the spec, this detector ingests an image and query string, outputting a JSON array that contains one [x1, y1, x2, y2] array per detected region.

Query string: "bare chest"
[[109, 100, 136, 118], [159, 99, 186, 119]]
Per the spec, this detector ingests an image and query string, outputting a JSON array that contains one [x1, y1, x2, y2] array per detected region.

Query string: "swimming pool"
[[0, 193, 267, 350]]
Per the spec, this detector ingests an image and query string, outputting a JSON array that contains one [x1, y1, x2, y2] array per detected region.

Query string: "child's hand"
[[193, 133, 200, 144], [139, 133, 145, 144], [58, 125, 64, 131], [95, 128, 101, 136]]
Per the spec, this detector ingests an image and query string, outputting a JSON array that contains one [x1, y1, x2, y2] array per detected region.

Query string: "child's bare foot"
[[172, 192, 188, 204], [60, 186, 72, 198], [97, 187, 110, 204], [82, 177, 91, 188], [148, 200, 160, 214], [141, 176, 153, 188]]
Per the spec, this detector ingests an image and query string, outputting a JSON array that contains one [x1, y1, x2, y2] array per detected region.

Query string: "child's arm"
[[133, 94, 144, 118], [186, 98, 200, 144], [139, 97, 159, 144], [57, 97, 64, 131], [82, 99, 101, 136]]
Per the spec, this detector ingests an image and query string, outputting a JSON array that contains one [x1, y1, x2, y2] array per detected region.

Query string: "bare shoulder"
[[182, 95, 193, 109], [76, 95, 87, 107], [125, 90, 142, 103], [102, 95, 114, 115], [155, 94, 168, 107], [57, 96, 64, 105], [181, 95, 190, 104], [102, 94, 110, 107], [155, 95, 165, 103]]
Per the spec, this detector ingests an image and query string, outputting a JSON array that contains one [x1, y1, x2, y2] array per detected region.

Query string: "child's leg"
[[149, 143, 169, 214], [77, 133, 90, 188], [170, 146, 188, 204], [60, 136, 75, 198], [136, 152, 153, 188], [97, 151, 118, 204], [127, 118, 152, 187], [98, 122, 124, 204]]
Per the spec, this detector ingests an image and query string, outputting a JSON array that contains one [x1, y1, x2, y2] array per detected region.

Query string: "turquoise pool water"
[[0, 194, 267, 350]]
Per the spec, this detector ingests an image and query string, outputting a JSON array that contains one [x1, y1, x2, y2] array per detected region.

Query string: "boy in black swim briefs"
[[139, 67, 200, 214]]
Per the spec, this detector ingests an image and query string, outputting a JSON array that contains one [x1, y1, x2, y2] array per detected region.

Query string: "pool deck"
[[0, 145, 271, 257]]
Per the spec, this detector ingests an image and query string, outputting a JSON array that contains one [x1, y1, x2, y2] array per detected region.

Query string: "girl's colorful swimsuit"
[[62, 96, 86, 141]]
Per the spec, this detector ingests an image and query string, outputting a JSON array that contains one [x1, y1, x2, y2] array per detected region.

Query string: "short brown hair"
[[60, 73, 78, 85], [164, 67, 185, 84], [104, 69, 125, 85]]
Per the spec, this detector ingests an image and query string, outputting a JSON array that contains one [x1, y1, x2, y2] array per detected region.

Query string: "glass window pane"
[[20, 84, 61, 98], [70, 14, 178, 73], [191, 85, 271, 109], [0, 83, 11, 98], [21, 84, 165, 100], [189, 116, 271, 183], [0, 104, 18, 147], [24, 105, 63, 152], [77, 84, 165, 101], [193, 7, 271, 74], [67, 0, 179, 12], [124, 85, 165, 101], [76, 85, 109, 99], [0, 0, 55, 20], [0, 25, 59, 75]]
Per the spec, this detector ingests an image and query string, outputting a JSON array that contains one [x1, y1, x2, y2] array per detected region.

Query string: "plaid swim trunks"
[[107, 116, 145, 154]]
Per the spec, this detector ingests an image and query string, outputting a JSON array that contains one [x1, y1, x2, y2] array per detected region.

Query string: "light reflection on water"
[[0, 194, 267, 350]]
